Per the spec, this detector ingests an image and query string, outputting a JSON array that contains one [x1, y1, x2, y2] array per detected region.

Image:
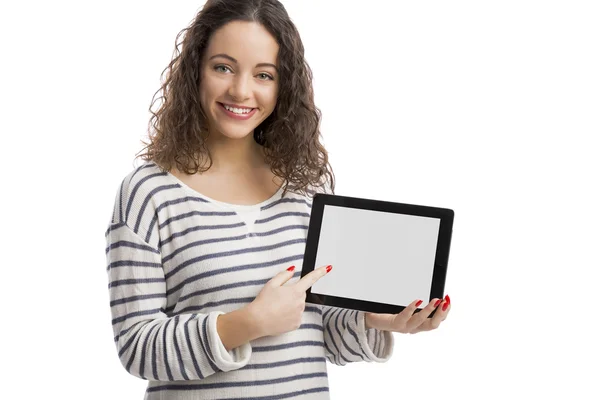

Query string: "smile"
[[218, 102, 257, 120]]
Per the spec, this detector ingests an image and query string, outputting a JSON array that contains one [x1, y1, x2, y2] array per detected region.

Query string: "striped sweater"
[[105, 161, 394, 399]]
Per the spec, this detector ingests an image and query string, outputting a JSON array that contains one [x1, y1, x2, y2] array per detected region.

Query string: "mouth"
[[217, 102, 256, 116], [217, 102, 258, 121]]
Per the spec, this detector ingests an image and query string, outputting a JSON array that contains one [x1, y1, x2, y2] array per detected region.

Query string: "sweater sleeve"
[[105, 221, 252, 381], [321, 305, 394, 366]]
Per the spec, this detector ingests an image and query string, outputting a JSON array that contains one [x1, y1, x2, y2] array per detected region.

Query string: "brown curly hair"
[[135, 0, 335, 197]]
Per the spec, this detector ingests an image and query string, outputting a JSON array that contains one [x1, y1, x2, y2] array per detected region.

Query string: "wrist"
[[240, 304, 264, 340], [216, 306, 263, 352]]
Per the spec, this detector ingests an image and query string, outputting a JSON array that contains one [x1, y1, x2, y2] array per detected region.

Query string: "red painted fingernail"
[[434, 299, 442, 307], [416, 300, 423, 307], [287, 266, 295, 272], [442, 301, 449, 311], [445, 294, 450, 303], [326, 265, 332, 273]]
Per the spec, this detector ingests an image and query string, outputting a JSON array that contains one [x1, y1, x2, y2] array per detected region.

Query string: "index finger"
[[296, 265, 332, 292]]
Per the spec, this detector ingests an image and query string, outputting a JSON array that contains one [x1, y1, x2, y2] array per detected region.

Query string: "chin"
[[212, 124, 257, 140]]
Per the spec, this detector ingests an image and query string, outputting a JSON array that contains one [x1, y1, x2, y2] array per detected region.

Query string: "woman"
[[105, 0, 451, 398]]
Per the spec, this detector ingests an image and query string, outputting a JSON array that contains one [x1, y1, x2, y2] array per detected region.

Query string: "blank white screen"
[[311, 204, 441, 309]]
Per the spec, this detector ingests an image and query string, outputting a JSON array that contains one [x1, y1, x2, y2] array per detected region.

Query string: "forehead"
[[205, 20, 279, 65]]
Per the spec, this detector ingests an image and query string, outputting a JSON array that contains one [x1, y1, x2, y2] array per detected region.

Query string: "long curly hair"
[[135, 0, 335, 197]]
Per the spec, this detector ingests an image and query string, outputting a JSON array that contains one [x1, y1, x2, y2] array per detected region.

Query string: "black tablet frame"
[[301, 193, 454, 318]]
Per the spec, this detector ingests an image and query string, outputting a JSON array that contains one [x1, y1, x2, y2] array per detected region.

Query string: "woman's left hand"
[[365, 295, 451, 334]]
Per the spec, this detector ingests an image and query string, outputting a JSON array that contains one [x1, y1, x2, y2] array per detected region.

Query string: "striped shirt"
[[105, 161, 394, 399]]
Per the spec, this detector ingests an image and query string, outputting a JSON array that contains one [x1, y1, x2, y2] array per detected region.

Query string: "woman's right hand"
[[246, 265, 332, 338]]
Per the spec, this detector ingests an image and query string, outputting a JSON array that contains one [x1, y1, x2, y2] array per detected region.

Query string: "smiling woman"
[[136, 0, 334, 197], [105, 1, 408, 399], [199, 22, 279, 141]]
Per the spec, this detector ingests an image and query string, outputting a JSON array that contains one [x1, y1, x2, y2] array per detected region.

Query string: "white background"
[[2, 0, 599, 399]]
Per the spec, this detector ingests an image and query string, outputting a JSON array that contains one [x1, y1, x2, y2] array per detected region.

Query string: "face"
[[199, 21, 279, 142]]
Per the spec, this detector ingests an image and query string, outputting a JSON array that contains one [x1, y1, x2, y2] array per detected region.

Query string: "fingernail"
[[434, 299, 442, 307], [287, 266, 295, 272], [445, 294, 450, 304], [416, 300, 423, 307], [326, 265, 332, 273], [442, 301, 449, 311]]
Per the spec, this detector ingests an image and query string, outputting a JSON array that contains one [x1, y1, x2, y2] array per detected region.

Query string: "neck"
[[203, 131, 267, 174]]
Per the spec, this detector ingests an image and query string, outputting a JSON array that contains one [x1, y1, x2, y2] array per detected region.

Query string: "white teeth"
[[223, 104, 253, 114]]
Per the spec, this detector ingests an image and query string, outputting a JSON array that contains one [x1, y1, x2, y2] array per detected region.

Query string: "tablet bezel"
[[301, 193, 454, 317]]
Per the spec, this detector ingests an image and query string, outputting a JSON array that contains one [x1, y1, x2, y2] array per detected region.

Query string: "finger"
[[392, 299, 424, 328], [421, 296, 450, 330], [269, 265, 298, 287], [296, 264, 332, 292], [406, 298, 441, 332], [442, 294, 451, 315], [422, 301, 447, 332], [410, 317, 432, 334], [440, 296, 451, 320]]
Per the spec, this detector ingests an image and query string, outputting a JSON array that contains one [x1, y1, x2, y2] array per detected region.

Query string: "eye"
[[214, 65, 232, 73], [257, 73, 274, 81]]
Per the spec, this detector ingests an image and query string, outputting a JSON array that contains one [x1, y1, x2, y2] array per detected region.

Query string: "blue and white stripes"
[[105, 162, 393, 399]]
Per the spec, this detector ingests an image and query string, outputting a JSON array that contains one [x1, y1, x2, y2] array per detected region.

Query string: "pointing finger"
[[296, 265, 332, 292], [269, 265, 298, 287]]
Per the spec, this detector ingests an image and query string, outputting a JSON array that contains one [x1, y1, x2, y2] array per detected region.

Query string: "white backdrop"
[[2, 0, 599, 399]]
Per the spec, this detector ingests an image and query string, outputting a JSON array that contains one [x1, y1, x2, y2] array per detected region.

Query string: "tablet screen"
[[310, 204, 441, 309]]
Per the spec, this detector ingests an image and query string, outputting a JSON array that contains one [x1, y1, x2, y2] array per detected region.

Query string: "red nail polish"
[[445, 294, 450, 303], [434, 299, 442, 307], [287, 266, 295, 272], [326, 265, 332, 273], [442, 301, 449, 311], [416, 300, 423, 307]]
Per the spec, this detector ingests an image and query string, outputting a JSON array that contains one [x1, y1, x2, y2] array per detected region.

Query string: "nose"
[[228, 74, 251, 102]]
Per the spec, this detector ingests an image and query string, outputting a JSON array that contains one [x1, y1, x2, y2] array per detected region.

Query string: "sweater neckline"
[[164, 169, 285, 210]]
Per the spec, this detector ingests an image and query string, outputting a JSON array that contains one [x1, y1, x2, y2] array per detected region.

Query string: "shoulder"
[[299, 178, 334, 200], [279, 180, 331, 215], [108, 161, 175, 238], [120, 161, 170, 194]]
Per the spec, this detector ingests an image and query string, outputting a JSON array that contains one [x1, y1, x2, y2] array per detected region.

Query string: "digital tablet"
[[301, 193, 454, 318]]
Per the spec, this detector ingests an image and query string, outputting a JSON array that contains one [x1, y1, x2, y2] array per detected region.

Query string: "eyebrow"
[[208, 53, 278, 72]]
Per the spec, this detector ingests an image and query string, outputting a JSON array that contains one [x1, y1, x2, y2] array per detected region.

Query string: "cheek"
[[258, 86, 278, 109], [199, 83, 221, 112], [200, 72, 226, 97], [200, 81, 216, 100]]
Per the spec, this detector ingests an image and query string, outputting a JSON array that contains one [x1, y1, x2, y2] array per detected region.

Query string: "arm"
[[321, 305, 394, 366], [106, 221, 253, 381], [216, 307, 262, 352]]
